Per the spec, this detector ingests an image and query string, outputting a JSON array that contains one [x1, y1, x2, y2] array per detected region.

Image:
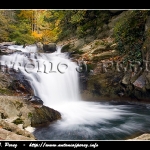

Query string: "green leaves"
[[114, 10, 149, 62], [70, 10, 86, 24]]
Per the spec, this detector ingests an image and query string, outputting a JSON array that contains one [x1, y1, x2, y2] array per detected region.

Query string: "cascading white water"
[[8, 44, 38, 53], [1, 44, 81, 107], [2, 44, 150, 140], [24, 48, 81, 107]]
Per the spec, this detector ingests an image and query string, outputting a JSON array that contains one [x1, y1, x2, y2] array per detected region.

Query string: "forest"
[[0, 10, 114, 44]]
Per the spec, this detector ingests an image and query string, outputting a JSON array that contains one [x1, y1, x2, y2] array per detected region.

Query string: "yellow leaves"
[[18, 10, 34, 19], [31, 29, 58, 43], [42, 30, 54, 37], [32, 31, 43, 40], [55, 19, 61, 27], [16, 10, 62, 43], [42, 30, 56, 43]]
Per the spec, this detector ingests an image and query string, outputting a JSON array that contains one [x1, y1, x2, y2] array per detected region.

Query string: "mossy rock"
[[31, 106, 61, 127], [61, 44, 74, 53], [92, 48, 108, 54], [92, 51, 118, 62], [61, 44, 70, 52], [85, 71, 124, 99]]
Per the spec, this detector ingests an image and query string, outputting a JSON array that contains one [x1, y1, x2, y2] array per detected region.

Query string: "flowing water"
[[1, 44, 150, 140]]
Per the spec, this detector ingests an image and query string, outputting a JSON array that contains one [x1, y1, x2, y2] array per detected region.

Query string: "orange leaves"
[[32, 30, 56, 43], [32, 31, 43, 40]]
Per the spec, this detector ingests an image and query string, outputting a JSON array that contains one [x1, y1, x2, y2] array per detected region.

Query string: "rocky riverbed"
[[127, 133, 150, 140]]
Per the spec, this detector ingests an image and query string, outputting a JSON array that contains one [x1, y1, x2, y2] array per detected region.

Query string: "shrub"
[[113, 10, 150, 63]]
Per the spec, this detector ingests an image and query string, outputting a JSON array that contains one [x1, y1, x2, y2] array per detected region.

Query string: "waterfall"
[[0, 44, 81, 107], [0, 44, 128, 125]]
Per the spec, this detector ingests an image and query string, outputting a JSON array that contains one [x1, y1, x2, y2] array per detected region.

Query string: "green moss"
[[14, 101, 23, 110], [94, 41, 101, 46], [73, 49, 84, 54], [28, 112, 33, 118], [0, 88, 13, 95], [12, 118, 24, 125], [94, 40, 112, 48], [86, 63, 97, 72], [61, 44, 71, 52]]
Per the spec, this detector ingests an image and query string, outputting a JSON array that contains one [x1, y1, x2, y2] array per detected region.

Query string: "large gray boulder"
[[0, 95, 61, 140]]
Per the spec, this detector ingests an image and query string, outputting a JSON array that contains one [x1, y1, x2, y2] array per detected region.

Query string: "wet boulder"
[[43, 43, 57, 53], [27, 95, 43, 107]]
